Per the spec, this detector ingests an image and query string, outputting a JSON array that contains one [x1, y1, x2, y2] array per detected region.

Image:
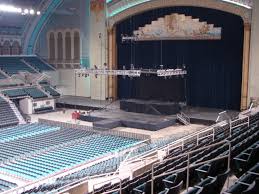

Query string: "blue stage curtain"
[[116, 7, 244, 110]]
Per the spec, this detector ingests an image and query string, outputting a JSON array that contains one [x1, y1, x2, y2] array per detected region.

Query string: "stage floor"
[[182, 106, 239, 125], [56, 96, 239, 129]]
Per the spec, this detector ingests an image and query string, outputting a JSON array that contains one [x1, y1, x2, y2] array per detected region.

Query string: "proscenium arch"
[[107, 0, 252, 27]]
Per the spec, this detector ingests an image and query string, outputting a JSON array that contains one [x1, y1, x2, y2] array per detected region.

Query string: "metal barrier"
[[151, 140, 231, 194]]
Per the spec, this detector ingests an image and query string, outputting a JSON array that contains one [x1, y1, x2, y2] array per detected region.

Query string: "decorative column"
[[62, 31, 66, 61], [71, 30, 75, 60], [54, 32, 58, 61], [89, 0, 107, 100], [108, 26, 117, 100], [241, 23, 251, 110]]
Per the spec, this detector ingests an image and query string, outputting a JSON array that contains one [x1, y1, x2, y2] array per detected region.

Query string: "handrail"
[[150, 140, 231, 194]]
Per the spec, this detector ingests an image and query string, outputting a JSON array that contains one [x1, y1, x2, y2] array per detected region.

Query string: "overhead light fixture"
[[29, 9, 35, 15], [24, 9, 29, 14], [0, 4, 41, 15], [0, 4, 22, 13]]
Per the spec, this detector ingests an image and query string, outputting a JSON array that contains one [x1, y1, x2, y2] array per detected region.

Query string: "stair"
[[9, 103, 26, 125], [177, 112, 190, 125], [0, 93, 26, 125]]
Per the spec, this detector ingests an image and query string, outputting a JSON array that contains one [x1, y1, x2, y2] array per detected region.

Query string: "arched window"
[[74, 31, 80, 60], [2, 41, 11, 55], [65, 32, 71, 60], [49, 32, 55, 60], [57, 32, 63, 60], [11, 41, 21, 55]]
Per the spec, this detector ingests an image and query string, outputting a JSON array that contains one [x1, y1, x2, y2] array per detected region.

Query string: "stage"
[[57, 96, 239, 131]]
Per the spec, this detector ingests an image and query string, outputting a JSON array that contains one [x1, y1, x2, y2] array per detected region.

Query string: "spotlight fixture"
[[29, 9, 35, 15], [0, 4, 41, 15]]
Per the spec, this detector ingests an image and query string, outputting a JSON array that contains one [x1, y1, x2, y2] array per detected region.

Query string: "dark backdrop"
[[116, 7, 244, 110]]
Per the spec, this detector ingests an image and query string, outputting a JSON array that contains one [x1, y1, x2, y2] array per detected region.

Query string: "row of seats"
[[92, 113, 259, 194], [0, 56, 54, 75], [22, 156, 127, 194], [2, 87, 48, 99], [42, 85, 60, 97], [0, 124, 139, 180], [0, 57, 36, 75], [0, 123, 59, 143], [0, 97, 19, 128], [20, 129, 191, 193], [23, 56, 54, 71], [21, 113, 259, 194], [225, 162, 259, 194], [0, 179, 17, 193], [0, 127, 95, 163]]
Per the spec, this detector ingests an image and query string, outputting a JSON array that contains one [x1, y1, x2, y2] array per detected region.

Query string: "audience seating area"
[[0, 179, 17, 193], [42, 85, 60, 97], [82, 113, 259, 194], [0, 57, 36, 75], [0, 96, 19, 128], [23, 56, 54, 71], [2, 87, 48, 99], [0, 56, 54, 75], [0, 124, 139, 181]]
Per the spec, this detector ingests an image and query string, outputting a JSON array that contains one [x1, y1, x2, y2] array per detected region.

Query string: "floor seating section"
[[42, 85, 60, 97], [2, 87, 48, 99], [22, 56, 54, 71], [0, 56, 54, 75], [0, 124, 139, 181], [0, 179, 17, 193], [19, 112, 259, 194], [0, 96, 19, 128]]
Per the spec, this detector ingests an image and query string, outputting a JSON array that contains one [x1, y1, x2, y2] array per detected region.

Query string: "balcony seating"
[[42, 85, 60, 97], [0, 57, 36, 75], [23, 87, 48, 99], [0, 97, 19, 128], [23, 57, 54, 71], [2, 87, 48, 99]]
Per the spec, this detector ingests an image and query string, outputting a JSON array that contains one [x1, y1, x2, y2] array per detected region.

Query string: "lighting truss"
[[157, 69, 187, 77], [76, 69, 141, 77], [76, 68, 187, 78]]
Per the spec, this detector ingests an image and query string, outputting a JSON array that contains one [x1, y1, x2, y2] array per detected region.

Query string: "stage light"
[[30, 9, 35, 15], [24, 9, 29, 14], [0, 4, 22, 13], [36, 11, 41, 15]]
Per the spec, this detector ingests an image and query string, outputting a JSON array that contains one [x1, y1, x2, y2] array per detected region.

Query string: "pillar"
[[248, 0, 259, 107], [241, 23, 251, 110], [71, 30, 75, 60], [89, 0, 107, 100], [108, 27, 117, 100]]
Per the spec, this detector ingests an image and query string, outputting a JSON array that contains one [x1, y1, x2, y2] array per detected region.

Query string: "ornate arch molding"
[[108, 0, 252, 27]]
